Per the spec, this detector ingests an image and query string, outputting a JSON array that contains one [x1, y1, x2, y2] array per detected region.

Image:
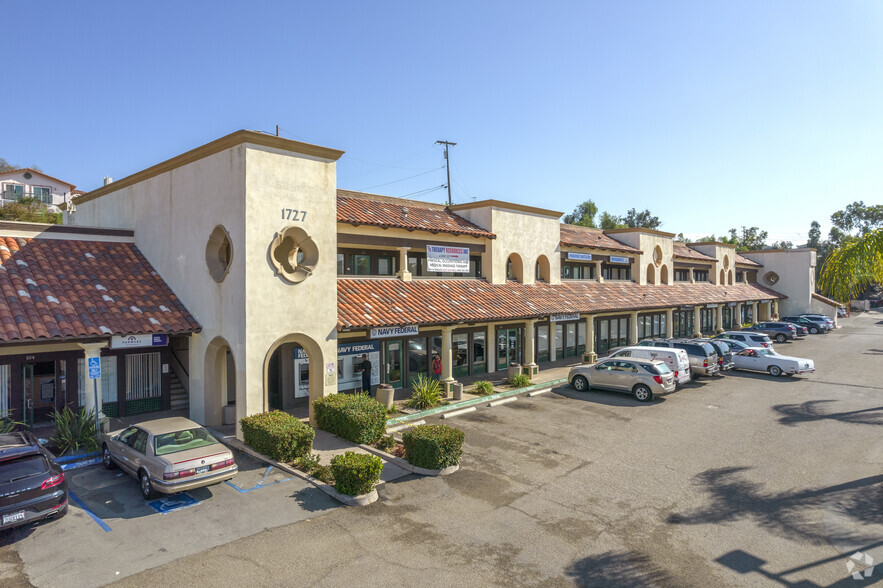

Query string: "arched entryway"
[[660, 265, 669, 285], [647, 263, 656, 285], [506, 253, 524, 282], [263, 334, 325, 420], [720, 269, 725, 284], [535, 255, 550, 282], [204, 337, 236, 427], [728, 270, 733, 285]]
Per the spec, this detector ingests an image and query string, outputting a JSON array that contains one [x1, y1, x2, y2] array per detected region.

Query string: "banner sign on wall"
[[370, 325, 419, 339], [728, 302, 738, 307], [111, 334, 168, 349], [680, 305, 694, 310], [426, 245, 470, 272], [566, 252, 593, 261], [706, 303, 718, 308], [609, 256, 631, 264], [550, 313, 580, 322]]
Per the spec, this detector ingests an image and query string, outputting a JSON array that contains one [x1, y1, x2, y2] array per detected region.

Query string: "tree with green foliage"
[[818, 227, 883, 302], [807, 221, 822, 249], [726, 226, 768, 251], [829, 201, 883, 243], [563, 200, 599, 227], [0, 197, 61, 224], [599, 211, 626, 230], [622, 208, 661, 229], [0, 158, 14, 172]]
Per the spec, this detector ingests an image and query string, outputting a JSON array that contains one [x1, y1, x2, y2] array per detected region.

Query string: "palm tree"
[[818, 227, 883, 302]]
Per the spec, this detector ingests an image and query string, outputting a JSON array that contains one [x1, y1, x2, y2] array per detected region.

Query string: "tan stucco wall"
[[743, 249, 816, 317], [602, 232, 673, 285], [455, 206, 560, 284]]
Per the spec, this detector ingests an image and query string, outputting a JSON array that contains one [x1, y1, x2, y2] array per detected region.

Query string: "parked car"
[[0, 431, 68, 531], [639, 338, 720, 377], [568, 358, 675, 402], [782, 315, 829, 334], [102, 417, 238, 499], [694, 338, 735, 372], [781, 322, 809, 336], [743, 322, 797, 343], [719, 339, 751, 352], [714, 331, 774, 349], [731, 347, 815, 377], [607, 346, 691, 385], [801, 313, 835, 329], [836, 307, 847, 318]]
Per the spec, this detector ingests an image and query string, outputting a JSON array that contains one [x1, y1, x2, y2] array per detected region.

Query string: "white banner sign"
[[550, 313, 580, 322], [426, 245, 470, 272], [609, 256, 631, 264], [706, 303, 718, 308], [567, 252, 593, 261], [110, 334, 168, 349], [370, 325, 419, 339]]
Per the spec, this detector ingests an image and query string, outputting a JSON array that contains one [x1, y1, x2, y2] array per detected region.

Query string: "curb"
[[207, 428, 379, 507], [385, 378, 567, 426]]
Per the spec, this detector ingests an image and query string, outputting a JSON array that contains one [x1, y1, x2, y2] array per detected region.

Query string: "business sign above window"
[[566, 252, 593, 261], [370, 325, 419, 339], [680, 305, 694, 310], [609, 256, 631, 264], [426, 245, 470, 272], [706, 303, 718, 308], [110, 334, 168, 349], [550, 313, 580, 322], [728, 302, 738, 307]]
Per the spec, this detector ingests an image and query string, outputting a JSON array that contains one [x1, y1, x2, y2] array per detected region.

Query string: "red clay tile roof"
[[337, 278, 785, 329], [811, 292, 842, 307], [673, 243, 716, 262], [735, 253, 762, 267], [337, 191, 494, 239], [559, 225, 640, 254], [0, 236, 200, 343]]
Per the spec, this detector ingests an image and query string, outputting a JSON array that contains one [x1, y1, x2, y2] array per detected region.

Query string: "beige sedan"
[[101, 417, 238, 499]]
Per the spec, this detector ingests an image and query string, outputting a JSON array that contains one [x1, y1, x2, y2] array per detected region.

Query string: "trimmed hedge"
[[331, 451, 383, 496], [240, 411, 315, 462], [402, 424, 465, 470], [313, 393, 386, 445]]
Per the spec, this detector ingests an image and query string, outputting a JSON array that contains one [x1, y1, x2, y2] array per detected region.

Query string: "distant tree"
[[622, 208, 662, 229], [674, 233, 688, 243], [563, 200, 599, 227], [830, 201, 883, 240], [599, 211, 626, 230], [693, 235, 719, 243], [0, 158, 15, 172], [807, 221, 821, 249], [770, 241, 794, 249], [727, 226, 768, 251]]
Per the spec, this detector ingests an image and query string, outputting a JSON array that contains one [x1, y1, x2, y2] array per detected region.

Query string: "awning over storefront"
[[0, 236, 201, 343], [337, 278, 786, 330]]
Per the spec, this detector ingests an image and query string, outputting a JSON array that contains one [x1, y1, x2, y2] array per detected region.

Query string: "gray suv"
[[568, 358, 676, 402], [640, 338, 721, 377]]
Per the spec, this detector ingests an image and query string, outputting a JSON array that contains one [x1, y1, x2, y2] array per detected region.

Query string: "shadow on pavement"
[[773, 400, 883, 427], [564, 550, 675, 587], [552, 387, 667, 407]]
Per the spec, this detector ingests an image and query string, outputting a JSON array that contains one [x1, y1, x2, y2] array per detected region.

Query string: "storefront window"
[[337, 253, 345, 275], [672, 310, 694, 337], [699, 308, 716, 334], [0, 364, 10, 417], [354, 255, 371, 275], [408, 338, 428, 383], [537, 325, 549, 362], [694, 270, 709, 282], [452, 333, 469, 378], [377, 256, 393, 275], [577, 322, 586, 354], [595, 316, 630, 355], [555, 324, 563, 358], [78, 356, 118, 409], [722, 307, 733, 329], [473, 332, 486, 374], [566, 323, 576, 357], [602, 264, 631, 280], [674, 269, 690, 282]]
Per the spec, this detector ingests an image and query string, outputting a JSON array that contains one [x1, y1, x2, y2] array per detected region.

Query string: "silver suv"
[[640, 338, 721, 377], [568, 358, 676, 402]]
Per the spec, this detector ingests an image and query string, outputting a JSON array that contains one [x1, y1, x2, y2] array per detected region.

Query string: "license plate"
[[196, 466, 210, 474], [3, 511, 25, 525]]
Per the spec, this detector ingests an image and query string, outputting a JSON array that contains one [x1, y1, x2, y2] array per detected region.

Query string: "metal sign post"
[[88, 357, 101, 433]]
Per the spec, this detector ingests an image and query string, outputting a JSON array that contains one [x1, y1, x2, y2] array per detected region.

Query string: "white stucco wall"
[[0, 170, 75, 208], [742, 249, 816, 317]]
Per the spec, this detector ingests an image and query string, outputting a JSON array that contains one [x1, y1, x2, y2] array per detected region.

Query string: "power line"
[[435, 140, 456, 207], [396, 185, 446, 199], [364, 166, 445, 190]]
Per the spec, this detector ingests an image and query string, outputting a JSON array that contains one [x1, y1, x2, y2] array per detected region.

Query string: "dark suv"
[[0, 431, 68, 531], [782, 315, 829, 334]]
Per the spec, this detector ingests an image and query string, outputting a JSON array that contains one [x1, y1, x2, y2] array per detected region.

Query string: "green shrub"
[[330, 451, 383, 495], [50, 406, 102, 454], [312, 464, 334, 484], [240, 411, 315, 462], [509, 373, 531, 388], [406, 374, 442, 410], [377, 435, 396, 451], [314, 393, 387, 445], [472, 380, 495, 396], [402, 424, 465, 470]]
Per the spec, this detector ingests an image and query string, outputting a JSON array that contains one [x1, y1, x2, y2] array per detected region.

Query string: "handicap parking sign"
[[88, 357, 101, 380]]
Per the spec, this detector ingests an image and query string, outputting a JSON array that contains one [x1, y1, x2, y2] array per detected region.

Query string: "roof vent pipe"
[[103, 176, 113, 186]]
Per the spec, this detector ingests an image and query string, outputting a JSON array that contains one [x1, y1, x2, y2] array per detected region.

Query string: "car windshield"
[[154, 427, 218, 456], [714, 341, 730, 353], [757, 349, 774, 356], [0, 455, 48, 484]]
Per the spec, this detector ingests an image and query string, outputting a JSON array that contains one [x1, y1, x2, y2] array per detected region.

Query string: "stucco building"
[[0, 130, 832, 437], [0, 168, 78, 211]]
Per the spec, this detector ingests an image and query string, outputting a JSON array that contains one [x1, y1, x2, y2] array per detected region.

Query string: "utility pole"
[[436, 140, 456, 206]]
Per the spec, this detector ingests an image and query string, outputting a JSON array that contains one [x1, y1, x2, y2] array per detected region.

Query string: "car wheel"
[[768, 365, 783, 377], [572, 375, 589, 392], [139, 470, 156, 500], [102, 444, 116, 469], [632, 384, 653, 402], [810, 327, 818, 334], [775, 334, 786, 343]]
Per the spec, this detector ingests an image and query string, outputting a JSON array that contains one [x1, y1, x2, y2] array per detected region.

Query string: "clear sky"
[[4, 1, 881, 244]]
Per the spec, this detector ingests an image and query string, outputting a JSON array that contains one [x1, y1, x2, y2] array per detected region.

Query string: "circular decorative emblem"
[[723, 255, 730, 270], [206, 226, 233, 283], [652, 245, 663, 267], [270, 226, 319, 284], [764, 271, 779, 285]]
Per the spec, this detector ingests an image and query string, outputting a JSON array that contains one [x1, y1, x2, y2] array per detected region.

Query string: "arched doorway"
[[660, 265, 669, 285], [263, 334, 325, 420], [720, 269, 725, 284], [204, 337, 236, 427], [728, 270, 733, 285], [506, 253, 524, 282], [647, 263, 656, 285], [535, 255, 550, 282]]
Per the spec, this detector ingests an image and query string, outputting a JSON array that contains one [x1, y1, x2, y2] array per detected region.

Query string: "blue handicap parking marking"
[[225, 466, 295, 493], [147, 493, 200, 514]]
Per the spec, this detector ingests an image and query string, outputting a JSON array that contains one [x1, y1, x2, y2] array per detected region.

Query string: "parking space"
[[2, 446, 340, 588]]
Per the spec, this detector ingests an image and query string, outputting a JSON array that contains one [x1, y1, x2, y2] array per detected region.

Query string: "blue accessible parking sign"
[[88, 357, 101, 380]]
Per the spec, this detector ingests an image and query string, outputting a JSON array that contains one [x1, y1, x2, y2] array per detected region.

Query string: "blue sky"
[[4, 1, 882, 243]]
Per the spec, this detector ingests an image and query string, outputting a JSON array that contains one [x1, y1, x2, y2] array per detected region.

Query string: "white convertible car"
[[732, 347, 815, 377]]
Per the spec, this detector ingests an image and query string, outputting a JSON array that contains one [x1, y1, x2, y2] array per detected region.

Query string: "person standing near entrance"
[[431, 353, 442, 380], [359, 354, 373, 397]]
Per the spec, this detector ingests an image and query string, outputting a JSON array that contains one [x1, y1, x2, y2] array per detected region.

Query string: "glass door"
[[385, 340, 403, 388], [22, 364, 34, 428], [497, 328, 522, 370]]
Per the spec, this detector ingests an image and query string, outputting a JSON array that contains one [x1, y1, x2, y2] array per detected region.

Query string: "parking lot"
[[1, 446, 340, 587], [113, 311, 882, 587]]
